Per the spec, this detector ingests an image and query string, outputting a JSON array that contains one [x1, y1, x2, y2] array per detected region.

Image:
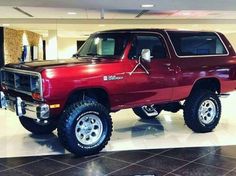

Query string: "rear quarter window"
[[167, 31, 228, 57]]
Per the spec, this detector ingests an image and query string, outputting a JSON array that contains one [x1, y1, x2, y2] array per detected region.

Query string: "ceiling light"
[[181, 12, 191, 16], [98, 24, 105, 27], [141, 4, 154, 8], [67, 12, 77, 15]]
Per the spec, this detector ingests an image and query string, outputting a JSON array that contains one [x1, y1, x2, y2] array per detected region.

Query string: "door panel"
[[124, 33, 176, 106]]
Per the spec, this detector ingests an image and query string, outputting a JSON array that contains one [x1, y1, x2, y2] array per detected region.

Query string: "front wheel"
[[19, 117, 57, 135], [57, 101, 112, 156], [184, 90, 221, 133]]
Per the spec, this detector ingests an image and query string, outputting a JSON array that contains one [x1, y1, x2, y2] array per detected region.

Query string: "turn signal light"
[[32, 92, 42, 100], [50, 104, 60, 109]]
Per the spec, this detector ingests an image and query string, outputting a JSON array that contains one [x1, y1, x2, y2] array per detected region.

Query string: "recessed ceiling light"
[[98, 24, 106, 27], [67, 12, 77, 15], [141, 4, 154, 8]]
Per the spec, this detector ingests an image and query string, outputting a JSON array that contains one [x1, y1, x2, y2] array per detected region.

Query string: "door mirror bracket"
[[129, 49, 151, 75]]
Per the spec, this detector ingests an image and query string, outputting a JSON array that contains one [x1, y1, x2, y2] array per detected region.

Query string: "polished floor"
[[1, 146, 236, 175], [1, 92, 236, 158]]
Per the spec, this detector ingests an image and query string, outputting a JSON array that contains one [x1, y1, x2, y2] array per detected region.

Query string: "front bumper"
[[0, 91, 49, 120]]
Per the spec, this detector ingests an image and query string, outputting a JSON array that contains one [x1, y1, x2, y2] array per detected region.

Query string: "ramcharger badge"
[[103, 75, 124, 81]]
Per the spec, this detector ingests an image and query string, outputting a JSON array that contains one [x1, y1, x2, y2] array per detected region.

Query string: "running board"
[[219, 93, 230, 98]]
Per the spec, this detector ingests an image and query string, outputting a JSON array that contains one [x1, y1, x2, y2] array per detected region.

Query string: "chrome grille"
[[0, 68, 41, 96]]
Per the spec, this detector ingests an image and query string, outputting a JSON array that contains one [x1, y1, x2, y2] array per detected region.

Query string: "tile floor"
[[1, 92, 236, 175], [0, 146, 236, 175]]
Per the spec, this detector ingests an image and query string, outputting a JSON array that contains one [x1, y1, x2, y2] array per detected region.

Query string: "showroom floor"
[[1, 92, 236, 175], [1, 146, 236, 175]]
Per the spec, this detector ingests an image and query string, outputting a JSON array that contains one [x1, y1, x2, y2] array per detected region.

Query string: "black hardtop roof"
[[96, 28, 166, 34], [100, 28, 164, 32], [94, 28, 217, 34]]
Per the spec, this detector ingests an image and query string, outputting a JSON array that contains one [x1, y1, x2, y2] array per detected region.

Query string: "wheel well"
[[191, 78, 221, 95], [66, 88, 110, 109]]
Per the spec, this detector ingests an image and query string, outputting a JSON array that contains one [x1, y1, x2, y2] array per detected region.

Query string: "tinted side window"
[[129, 35, 167, 59], [168, 32, 228, 56]]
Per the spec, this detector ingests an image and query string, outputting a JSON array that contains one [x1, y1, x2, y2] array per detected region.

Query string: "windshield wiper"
[[72, 53, 80, 58], [73, 53, 99, 59], [86, 53, 101, 57]]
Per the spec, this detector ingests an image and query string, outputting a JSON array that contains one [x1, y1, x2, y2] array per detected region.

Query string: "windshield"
[[77, 33, 130, 58]]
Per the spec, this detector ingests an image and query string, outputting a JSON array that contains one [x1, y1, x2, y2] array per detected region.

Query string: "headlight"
[[31, 76, 42, 100], [31, 76, 40, 93]]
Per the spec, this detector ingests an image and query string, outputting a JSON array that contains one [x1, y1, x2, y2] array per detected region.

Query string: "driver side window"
[[128, 34, 167, 60]]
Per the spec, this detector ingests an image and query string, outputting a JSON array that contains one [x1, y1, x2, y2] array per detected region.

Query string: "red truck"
[[1, 29, 236, 156]]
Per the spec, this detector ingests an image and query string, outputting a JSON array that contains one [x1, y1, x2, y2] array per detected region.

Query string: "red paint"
[[4, 29, 236, 117]]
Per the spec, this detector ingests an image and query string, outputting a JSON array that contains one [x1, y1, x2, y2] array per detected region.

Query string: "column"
[[47, 30, 58, 60]]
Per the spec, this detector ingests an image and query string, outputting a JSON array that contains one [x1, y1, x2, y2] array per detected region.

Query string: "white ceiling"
[[0, 0, 236, 11], [1, 0, 236, 38]]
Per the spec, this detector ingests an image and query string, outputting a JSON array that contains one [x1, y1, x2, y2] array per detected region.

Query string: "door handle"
[[163, 63, 175, 72], [163, 63, 171, 67]]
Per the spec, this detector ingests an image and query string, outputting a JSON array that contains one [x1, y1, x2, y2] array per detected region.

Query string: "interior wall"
[[4, 28, 43, 64], [224, 33, 236, 50], [0, 27, 4, 67], [58, 38, 77, 59], [44, 37, 79, 60], [46, 30, 58, 60], [40, 31, 236, 61]]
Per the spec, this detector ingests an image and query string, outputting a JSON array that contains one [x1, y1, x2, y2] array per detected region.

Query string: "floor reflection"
[[115, 118, 164, 138], [1, 91, 236, 157], [28, 133, 66, 154]]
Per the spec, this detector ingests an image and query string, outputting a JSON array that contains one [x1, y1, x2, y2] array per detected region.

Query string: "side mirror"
[[141, 49, 151, 62]]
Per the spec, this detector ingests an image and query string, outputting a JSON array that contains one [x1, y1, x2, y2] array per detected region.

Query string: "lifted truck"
[[1, 29, 236, 156]]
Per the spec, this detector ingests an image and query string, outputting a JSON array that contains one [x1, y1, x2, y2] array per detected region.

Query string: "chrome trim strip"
[[0, 67, 43, 100], [165, 30, 230, 58], [4, 87, 32, 96]]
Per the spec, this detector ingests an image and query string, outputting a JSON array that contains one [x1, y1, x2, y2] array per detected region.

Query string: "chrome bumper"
[[0, 91, 49, 120]]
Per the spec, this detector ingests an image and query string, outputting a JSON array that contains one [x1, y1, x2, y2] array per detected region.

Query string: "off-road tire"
[[133, 106, 162, 120], [57, 100, 112, 156], [19, 116, 57, 135], [184, 90, 221, 133]]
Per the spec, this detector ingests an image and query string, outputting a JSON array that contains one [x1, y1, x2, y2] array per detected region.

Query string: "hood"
[[4, 57, 119, 72]]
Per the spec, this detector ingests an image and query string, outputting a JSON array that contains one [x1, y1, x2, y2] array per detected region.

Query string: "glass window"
[[77, 33, 130, 58], [129, 34, 167, 59], [167, 31, 227, 56]]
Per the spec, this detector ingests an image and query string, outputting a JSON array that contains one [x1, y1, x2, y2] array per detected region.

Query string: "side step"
[[219, 93, 230, 98], [141, 105, 159, 116]]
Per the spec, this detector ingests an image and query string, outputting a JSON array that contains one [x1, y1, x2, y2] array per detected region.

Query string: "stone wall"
[[4, 28, 43, 64]]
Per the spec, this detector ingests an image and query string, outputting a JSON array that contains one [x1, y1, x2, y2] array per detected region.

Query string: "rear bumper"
[[0, 91, 49, 120]]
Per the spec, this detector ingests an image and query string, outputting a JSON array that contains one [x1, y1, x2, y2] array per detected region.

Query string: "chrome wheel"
[[198, 99, 216, 125], [75, 114, 103, 146]]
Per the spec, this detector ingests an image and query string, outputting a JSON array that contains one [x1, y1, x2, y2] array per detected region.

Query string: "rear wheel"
[[133, 105, 162, 119], [19, 117, 57, 135], [57, 100, 112, 156], [184, 90, 221, 133]]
